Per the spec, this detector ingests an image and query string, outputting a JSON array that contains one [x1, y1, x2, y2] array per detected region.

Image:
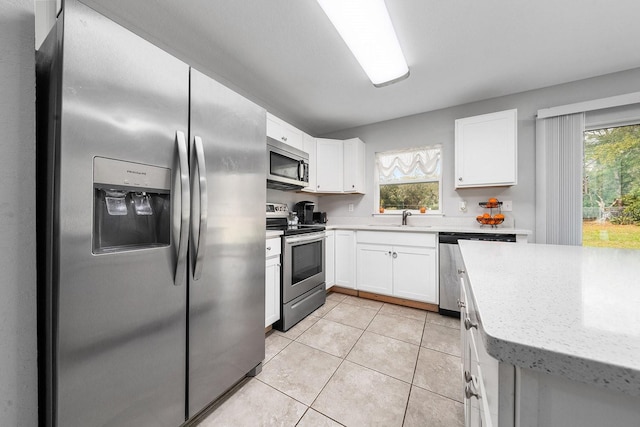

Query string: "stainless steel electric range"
[[267, 203, 326, 331]]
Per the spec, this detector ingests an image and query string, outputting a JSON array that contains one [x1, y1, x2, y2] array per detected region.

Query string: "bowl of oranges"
[[476, 198, 505, 227]]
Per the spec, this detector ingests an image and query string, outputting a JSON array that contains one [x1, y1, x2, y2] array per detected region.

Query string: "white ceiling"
[[80, 0, 640, 135]]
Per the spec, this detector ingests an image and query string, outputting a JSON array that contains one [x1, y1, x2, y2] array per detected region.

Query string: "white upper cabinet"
[[302, 133, 317, 194], [316, 138, 344, 193], [455, 109, 517, 188], [343, 138, 365, 194], [315, 137, 366, 194], [266, 112, 304, 151]]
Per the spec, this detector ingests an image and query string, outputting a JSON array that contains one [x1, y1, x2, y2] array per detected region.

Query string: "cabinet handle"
[[282, 136, 287, 142], [266, 247, 271, 251], [464, 370, 473, 383], [352, 184, 355, 188], [458, 177, 463, 181], [457, 299, 466, 309], [388, 251, 392, 256], [464, 317, 477, 330], [392, 252, 398, 259], [457, 269, 466, 274], [465, 384, 479, 399]]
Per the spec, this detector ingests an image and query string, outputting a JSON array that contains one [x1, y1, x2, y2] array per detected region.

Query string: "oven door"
[[282, 231, 325, 303]]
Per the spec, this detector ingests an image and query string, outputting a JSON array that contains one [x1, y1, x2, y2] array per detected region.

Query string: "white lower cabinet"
[[460, 273, 514, 427], [460, 271, 640, 427], [393, 245, 437, 302], [265, 237, 281, 328], [334, 230, 356, 289], [356, 231, 437, 304], [356, 244, 393, 295], [325, 230, 335, 289]]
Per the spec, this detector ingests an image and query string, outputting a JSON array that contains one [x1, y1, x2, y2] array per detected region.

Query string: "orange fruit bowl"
[[476, 217, 505, 226]]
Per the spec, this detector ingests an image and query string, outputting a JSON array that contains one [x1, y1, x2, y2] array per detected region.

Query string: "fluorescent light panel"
[[317, 0, 409, 87]]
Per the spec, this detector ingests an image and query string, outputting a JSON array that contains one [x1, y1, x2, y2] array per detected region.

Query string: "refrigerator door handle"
[[193, 136, 208, 280], [175, 130, 190, 286]]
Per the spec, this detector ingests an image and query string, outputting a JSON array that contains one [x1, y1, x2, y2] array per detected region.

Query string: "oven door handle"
[[285, 232, 326, 244]]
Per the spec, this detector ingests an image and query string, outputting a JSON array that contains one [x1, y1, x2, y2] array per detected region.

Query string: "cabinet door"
[[316, 138, 344, 192], [455, 109, 517, 188], [334, 230, 355, 289], [325, 231, 335, 289], [302, 133, 317, 194], [392, 246, 437, 303], [356, 244, 393, 295], [265, 256, 281, 327], [343, 138, 365, 194], [266, 113, 303, 150]]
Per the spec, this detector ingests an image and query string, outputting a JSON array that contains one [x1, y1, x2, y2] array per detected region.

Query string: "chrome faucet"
[[402, 209, 412, 225]]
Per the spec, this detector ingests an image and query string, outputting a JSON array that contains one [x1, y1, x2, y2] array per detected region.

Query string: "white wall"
[[0, 0, 37, 425], [318, 67, 640, 237]]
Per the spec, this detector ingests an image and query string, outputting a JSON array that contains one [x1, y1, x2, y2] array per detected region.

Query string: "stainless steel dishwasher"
[[438, 232, 516, 317]]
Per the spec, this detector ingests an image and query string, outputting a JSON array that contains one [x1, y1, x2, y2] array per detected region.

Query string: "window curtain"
[[535, 113, 585, 245], [376, 146, 441, 183]]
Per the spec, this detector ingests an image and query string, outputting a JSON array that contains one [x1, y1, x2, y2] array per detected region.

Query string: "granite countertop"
[[266, 230, 283, 239], [459, 240, 640, 397], [326, 224, 532, 236]]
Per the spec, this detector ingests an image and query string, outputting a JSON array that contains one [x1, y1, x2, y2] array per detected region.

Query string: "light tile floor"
[[198, 293, 464, 427]]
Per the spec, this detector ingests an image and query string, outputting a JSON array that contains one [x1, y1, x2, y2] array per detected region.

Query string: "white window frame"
[[373, 145, 443, 215]]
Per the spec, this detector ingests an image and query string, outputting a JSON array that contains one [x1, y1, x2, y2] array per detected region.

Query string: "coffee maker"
[[293, 201, 315, 225]]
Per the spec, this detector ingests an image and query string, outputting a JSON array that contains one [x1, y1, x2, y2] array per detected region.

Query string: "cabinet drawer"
[[357, 231, 436, 247], [266, 237, 281, 258]]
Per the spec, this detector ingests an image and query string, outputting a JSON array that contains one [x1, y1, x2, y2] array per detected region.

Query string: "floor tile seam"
[[410, 382, 464, 404], [334, 301, 382, 316], [306, 357, 350, 418], [291, 339, 348, 362], [342, 356, 417, 386], [254, 376, 313, 409], [295, 406, 347, 427], [379, 305, 429, 322], [341, 325, 367, 361], [419, 343, 461, 358], [361, 329, 421, 351], [315, 314, 368, 332], [363, 327, 421, 347], [375, 310, 425, 324], [401, 382, 415, 427], [340, 298, 385, 314], [419, 345, 462, 360], [263, 336, 294, 366], [426, 319, 460, 330]]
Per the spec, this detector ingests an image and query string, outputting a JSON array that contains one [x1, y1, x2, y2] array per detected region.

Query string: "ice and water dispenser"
[[93, 157, 171, 253]]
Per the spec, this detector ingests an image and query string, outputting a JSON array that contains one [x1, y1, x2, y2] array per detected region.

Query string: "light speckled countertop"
[[326, 224, 531, 236], [459, 240, 640, 396]]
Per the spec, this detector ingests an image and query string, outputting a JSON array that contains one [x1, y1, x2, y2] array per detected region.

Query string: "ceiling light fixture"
[[317, 0, 409, 87]]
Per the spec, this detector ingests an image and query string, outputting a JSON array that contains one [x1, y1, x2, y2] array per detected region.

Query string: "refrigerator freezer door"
[[188, 68, 266, 417], [43, 3, 189, 426]]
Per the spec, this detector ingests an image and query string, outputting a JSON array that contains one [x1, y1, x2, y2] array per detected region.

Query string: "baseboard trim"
[[328, 288, 438, 312]]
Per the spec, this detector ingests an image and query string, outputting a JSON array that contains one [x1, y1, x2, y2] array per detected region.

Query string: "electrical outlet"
[[459, 200, 467, 212], [348, 203, 354, 212], [502, 200, 513, 212]]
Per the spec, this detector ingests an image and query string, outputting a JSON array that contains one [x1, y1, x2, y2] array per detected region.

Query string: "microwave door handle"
[[193, 136, 208, 280], [298, 160, 305, 181], [174, 130, 190, 286]]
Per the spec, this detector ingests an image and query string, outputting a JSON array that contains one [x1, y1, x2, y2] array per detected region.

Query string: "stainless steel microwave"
[[267, 137, 309, 191]]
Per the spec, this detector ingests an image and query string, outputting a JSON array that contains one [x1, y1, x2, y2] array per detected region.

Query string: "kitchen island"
[[458, 240, 640, 426]]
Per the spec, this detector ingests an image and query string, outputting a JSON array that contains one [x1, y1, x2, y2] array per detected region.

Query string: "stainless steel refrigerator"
[[36, 2, 265, 426]]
